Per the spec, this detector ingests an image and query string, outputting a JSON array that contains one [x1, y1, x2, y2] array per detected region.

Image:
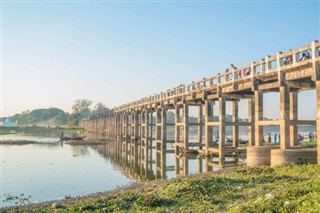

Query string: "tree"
[[68, 112, 81, 127], [92, 102, 108, 114], [71, 99, 93, 118]]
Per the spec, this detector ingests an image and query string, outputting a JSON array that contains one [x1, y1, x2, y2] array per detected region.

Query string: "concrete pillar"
[[183, 103, 189, 150], [280, 85, 290, 149], [198, 105, 203, 146], [182, 157, 189, 176], [316, 81, 320, 164], [161, 108, 167, 141], [156, 145, 166, 179], [248, 98, 255, 146], [232, 100, 239, 148], [205, 156, 213, 172], [255, 91, 263, 146], [115, 114, 118, 141], [134, 111, 139, 139], [290, 92, 298, 146], [205, 100, 213, 154], [198, 158, 203, 173], [175, 156, 180, 177], [219, 97, 226, 166], [156, 108, 161, 141], [149, 111, 154, 141], [175, 105, 180, 153]]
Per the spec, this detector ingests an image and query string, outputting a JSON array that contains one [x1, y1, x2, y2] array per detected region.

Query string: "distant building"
[[0, 118, 18, 127]]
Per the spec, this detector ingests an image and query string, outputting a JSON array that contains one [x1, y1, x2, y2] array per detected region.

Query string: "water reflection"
[[89, 140, 226, 183]]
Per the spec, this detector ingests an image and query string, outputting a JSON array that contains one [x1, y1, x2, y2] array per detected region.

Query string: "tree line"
[[0, 99, 109, 127]]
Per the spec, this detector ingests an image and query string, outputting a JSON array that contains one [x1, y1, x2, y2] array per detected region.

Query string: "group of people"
[[296, 132, 317, 143], [283, 50, 312, 66], [221, 47, 320, 83], [263, 132, 317, 144], [264, 132, 279, 143], [225, 64, 251, 81]]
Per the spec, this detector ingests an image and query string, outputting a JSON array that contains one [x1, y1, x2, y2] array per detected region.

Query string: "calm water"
[[0, 126, 316, 207], [0, 134, 219, 207], [0, 135, 131, 207]]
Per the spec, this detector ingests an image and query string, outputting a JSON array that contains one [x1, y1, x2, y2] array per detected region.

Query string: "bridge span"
[[80, 40, 320, 167]]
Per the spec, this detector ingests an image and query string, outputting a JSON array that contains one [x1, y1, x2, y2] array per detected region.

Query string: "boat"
[[60, 135, 87, 141]]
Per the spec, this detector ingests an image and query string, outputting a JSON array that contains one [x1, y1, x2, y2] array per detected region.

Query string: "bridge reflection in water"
[[88, 134, 246, 182]]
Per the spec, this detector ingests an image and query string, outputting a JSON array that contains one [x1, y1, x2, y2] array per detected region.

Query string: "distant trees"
[[1, 99, 109, 127], [92, 102, 109, 114], [71, 99, 93, 118], [7, 108, 68, 126], [67, 99, 109, 127]]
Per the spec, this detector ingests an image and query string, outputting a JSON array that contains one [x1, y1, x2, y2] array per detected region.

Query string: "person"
[[61, 131, 64, 137], [274, 133, 277, 143], [268, 133, 271, 143], [297, 133, 301, 142], [309, 132, 314, 142], [283, 56, 292, 65], [230, 64, 240, 79], [225, 68, 231, 81], [237, 70, 242, 78], [245, 68, 251, 76], [299, 51, 311, 61]]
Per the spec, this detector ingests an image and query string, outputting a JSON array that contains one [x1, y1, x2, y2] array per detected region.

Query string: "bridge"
[[80, 40, 320, 167]]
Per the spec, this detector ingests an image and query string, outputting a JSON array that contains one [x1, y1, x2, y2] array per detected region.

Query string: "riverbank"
[[2, 164, 320, 212]]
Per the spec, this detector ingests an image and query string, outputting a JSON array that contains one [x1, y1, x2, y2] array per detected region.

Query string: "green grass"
[[3, 164, 320, 212], [0, 126, 85, 135], [301, 141, 317, 148]]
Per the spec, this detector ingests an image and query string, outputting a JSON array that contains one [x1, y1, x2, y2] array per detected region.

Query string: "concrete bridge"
[[80, 40, 320, 167]]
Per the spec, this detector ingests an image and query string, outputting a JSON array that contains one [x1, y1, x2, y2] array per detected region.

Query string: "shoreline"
[[0, 168, 231, 212], [2, 164, 320, 212]]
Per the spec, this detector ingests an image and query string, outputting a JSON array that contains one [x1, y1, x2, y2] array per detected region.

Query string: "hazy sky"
[[1, 1, 319, 119]]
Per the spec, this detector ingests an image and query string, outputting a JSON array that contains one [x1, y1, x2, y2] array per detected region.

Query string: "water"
[[0, 135, 131, 207], [0, 134, 218, 207], [0, 126, 316, 207]]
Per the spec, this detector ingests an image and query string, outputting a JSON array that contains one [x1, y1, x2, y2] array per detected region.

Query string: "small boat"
[[60, 135, 87, 141]]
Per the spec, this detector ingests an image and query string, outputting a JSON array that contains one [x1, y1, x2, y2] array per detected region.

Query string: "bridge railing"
[[114, 41, 320, 112]]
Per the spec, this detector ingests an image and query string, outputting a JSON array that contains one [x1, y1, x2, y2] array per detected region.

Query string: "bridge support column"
[[255, 91, 264, 146], [183, 103, 189, 151], [174, 105, 180, 154], [198, 105, 203, 148], [124, 113, 129, 164], [232, 100, 239, 148], [316, 81, 320, 164], [219, 97, 226, 166], [175, 154, 180, 177], [161, 108, 167, 142], [280, 85, 290, 149], [248, 97, 255, 146], [198, 157, 203, 173], [156, 140, 166, 179], [205, 99, 213, 155], [290, 92, 298, 147], [118, 113, 123, 154], [156, 107, 167, 179]]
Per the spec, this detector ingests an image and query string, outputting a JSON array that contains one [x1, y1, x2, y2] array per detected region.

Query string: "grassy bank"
[[2, 164, 320, 212], [0, 126, 85, 135]]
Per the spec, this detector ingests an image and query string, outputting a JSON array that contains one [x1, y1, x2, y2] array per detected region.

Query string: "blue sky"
[[1, 1, 319, 119]]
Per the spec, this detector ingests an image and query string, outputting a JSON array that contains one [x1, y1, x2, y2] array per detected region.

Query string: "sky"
[[1, 0, 319, 119]]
